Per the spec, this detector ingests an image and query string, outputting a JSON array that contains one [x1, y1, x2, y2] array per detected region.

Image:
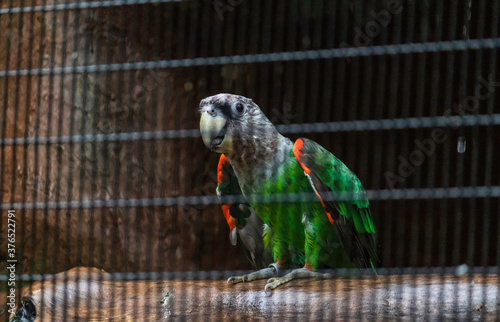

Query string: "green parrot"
[[200, 94, 378, 295]]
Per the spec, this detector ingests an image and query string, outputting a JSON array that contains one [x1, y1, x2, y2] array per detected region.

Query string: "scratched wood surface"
[[2, 267, 500, 321]]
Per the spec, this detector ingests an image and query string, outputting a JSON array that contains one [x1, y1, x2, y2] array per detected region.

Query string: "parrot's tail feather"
[[370, 260, 378, 275]]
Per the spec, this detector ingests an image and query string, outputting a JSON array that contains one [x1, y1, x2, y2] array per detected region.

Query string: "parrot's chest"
[[237, 155, 308, 195], [239, 158, 318, 225]]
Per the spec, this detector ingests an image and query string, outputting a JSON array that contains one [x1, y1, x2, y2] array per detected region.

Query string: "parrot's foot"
[[264, 267, 332, 296], [227, 263, 280, 284]]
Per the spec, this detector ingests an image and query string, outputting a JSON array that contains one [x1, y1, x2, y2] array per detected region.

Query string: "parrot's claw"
[[264, 267, 332, 296], [227, 276, 244, 284], [227, 263, 280, 284]]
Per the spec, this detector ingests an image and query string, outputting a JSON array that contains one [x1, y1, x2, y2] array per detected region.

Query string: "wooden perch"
[[5, 267, 500, 320]]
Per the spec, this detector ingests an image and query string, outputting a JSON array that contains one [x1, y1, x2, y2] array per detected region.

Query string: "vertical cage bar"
[[65, 0, 84, 318]]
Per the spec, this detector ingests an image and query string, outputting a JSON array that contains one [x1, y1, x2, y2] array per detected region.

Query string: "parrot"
[[199, 93, 378, 295]]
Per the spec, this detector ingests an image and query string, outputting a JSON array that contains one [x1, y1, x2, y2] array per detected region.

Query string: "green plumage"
[[243, 142, 377, 270], [294, 138, 377, 269]]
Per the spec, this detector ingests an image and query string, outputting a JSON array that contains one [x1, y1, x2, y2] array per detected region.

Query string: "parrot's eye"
[[235, 102, 245, 114]]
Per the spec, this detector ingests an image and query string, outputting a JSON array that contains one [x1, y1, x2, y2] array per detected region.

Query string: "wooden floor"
[[2, 267, 500, 321]]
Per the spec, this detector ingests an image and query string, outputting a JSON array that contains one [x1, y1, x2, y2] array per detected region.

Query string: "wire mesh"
[[1, 0, 499, 320]]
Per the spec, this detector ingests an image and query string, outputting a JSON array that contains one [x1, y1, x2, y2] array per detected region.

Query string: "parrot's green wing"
[[293, 138, 379, 270], [217, 154, 274, 269]]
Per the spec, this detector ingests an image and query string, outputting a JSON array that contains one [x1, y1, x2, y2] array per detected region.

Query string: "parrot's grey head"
[[199, 93, 276, 155]]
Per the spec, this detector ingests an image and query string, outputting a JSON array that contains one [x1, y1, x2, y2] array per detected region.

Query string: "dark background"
[[0, 0, 499, 278]]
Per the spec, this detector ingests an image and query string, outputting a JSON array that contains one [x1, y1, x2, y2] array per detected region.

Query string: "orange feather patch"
[[218, 155, 236, 230], [217, 154, 229, 183], [221, 204, 236, 231], [293, 139, 311, 175]]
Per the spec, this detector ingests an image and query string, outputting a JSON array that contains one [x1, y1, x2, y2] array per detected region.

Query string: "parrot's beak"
[[200, 111, 231, 152]]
